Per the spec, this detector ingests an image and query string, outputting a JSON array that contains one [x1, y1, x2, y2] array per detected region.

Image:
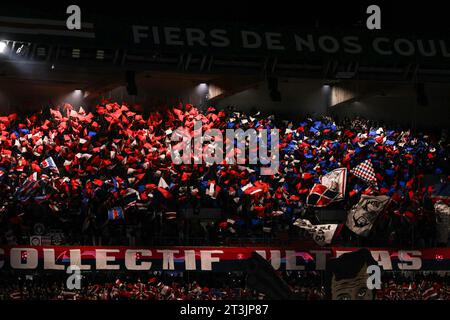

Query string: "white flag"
[[158, 177, 169, 189], [320, 168, 347, 201], [346, 195, 390, 237], [293, 219, 338, 246], [206, 182, 216, 198]]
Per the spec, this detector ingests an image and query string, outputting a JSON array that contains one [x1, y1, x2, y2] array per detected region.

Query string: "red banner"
[[0, 246, 449, 272]]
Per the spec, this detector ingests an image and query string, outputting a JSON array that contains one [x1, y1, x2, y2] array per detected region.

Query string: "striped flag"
[[423, 287, 439, 300], [9, 291, 22, 300], [121, 188, 140, 210], [16, 172, 39, 201], [108, 207, 125, 220], [164, 211, 177, 220]]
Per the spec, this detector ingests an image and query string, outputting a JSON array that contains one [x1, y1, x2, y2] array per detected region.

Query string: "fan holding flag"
[[40, 156, 60, 174]]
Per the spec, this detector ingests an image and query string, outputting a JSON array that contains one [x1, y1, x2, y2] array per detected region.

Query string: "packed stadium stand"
[[1, 3, 450, 303]]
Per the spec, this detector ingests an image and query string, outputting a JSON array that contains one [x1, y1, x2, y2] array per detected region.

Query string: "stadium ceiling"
[[2, 3, 449, 32], [2, 39, 450, 86], [2, 4, 450, 88]]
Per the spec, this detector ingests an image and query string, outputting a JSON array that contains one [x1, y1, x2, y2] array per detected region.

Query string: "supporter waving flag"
[[40, 156, 60, 174], [16, 172, 38, 194]]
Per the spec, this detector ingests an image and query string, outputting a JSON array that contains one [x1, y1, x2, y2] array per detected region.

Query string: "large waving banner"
[[0, 246, 449, 272]]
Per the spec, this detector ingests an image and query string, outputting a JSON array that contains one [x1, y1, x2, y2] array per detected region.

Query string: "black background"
[[1, 300, 448, 318]]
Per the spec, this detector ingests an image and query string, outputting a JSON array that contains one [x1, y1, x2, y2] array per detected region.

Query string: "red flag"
[[157, 187, 173, 199]]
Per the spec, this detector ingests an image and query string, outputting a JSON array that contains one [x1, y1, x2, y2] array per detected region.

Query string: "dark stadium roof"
[[0, 2, 448, 32]]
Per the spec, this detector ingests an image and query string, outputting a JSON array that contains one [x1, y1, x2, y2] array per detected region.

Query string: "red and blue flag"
[[108, 207, 125, 220]]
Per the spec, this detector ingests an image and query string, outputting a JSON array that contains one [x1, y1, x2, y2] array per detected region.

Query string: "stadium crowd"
[[0, 102, 449, 247], [0, 271, 276, 300], [1, 271, 449, 300], [377, 272, 450, 300]]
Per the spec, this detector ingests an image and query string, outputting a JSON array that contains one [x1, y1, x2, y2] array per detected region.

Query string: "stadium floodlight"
[[196, 82, 209, 92], [0, 41, 7, 54]]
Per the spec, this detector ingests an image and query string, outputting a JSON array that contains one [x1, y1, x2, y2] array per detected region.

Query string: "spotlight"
[[71, 90, 83, 99], [64, 90, 84, 105], [196, 82, 209, 95], [322, 84, 331, 93], [0, 41, 7, 54]]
